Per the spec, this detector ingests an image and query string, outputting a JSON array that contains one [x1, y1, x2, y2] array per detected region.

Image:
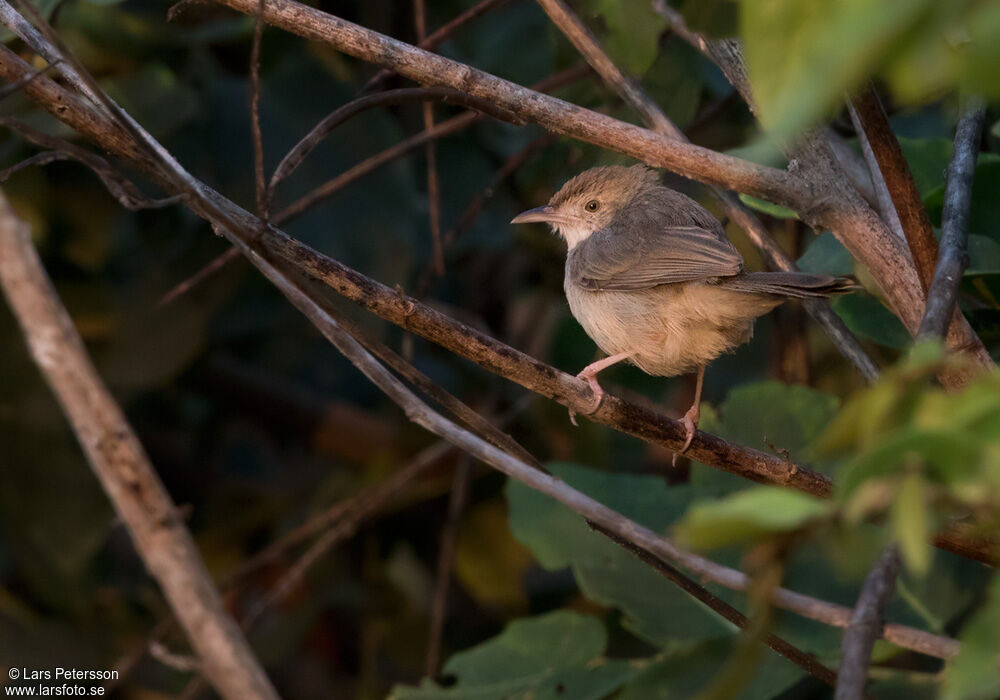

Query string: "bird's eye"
[[585, 200, 600, 212]]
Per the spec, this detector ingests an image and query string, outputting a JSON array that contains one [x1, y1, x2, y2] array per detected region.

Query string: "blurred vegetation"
[[0, 0, 998, 699]]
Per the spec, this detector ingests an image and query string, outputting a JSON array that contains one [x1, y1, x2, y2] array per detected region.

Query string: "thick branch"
[[207, 0, 813, 209], [918, 98, 987, 340], [0, 42, 991, 565], [533, 0, 877, 383], [0, 192, 278, 700], [835, 547, 902, 700]]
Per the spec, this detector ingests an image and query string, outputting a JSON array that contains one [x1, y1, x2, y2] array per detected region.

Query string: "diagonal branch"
[[0, 192, 278, 700], [205, 0, 814, 210], [918, 98, 987, 340], [835, 547, 902, 700], [533, 0, 878, 383], [0, 37, 991, 565]]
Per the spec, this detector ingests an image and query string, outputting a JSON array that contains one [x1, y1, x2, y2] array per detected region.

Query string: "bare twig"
[[157, 247, 240, 307], [148, 641, 201, 674], [835, 547, 902, 700], [425, 458, 470, 676], [533, 0, 878, 384], [414, 0, 444, 276], [206, 0, 813, 209], [249, 0, 267, 218], [0, 117, 181, 210], [0, 58, 57, 100], [849, 86, 938, 292], [269, 87, 520, 203], [0, 192, 277, 700], [918, 98, 987, 340], [361, 0, 510, 94]]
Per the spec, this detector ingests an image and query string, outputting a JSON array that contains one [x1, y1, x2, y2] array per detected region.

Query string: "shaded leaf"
[[832, 293, 912, 349], [675, 487, 831, 549], [737, 193, 798, 220], [390, 611, 634, 700], [892, 473, 931, 574], [796, 232, 854, 277], [942, 577, 1000, 700]]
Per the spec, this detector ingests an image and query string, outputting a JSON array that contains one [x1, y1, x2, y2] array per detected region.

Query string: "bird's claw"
[[568, 372, 604, 426], [672, 405, 700, 467]]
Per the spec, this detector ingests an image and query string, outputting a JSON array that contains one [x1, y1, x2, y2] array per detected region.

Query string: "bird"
[[511, 164, 856, 457]]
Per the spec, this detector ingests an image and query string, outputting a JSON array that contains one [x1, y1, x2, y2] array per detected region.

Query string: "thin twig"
[[414, 0, 445, 276], [534, 0, 878, 384], [249, 0, 267, 218], [918, 98, 987, 340], [835, 547, 902, 700], [0, 58, 57, 100], [362, 0, 510, 94], [0, 192, 277, 700], [0, 35, 990, 565], [0, 117, 181, 210], [846, 105, 905, 242], [425, 457, 470, 676]]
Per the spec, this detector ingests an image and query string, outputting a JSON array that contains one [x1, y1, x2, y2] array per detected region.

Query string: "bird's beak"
[[511, 205, 567, 225]]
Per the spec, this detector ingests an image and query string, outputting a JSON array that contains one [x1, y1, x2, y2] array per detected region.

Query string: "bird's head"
[[511, 164, 659, 248]]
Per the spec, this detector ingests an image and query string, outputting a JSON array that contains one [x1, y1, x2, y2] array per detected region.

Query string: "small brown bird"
[[512, 165, 855, 455]]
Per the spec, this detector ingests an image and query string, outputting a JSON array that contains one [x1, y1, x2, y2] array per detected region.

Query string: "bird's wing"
[[568, 221, 743, 291]]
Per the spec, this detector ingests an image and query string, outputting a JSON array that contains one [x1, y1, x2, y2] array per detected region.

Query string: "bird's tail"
[[720, 271, 859, 299]]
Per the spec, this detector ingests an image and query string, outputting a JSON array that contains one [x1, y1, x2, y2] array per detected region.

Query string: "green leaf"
[[740, 0, 931, 138], [390, 611, 634, 700], [737, 193, 799, 220], [643, 37, 704, 129], [965, 235, 1000, 276], [942, 577, 1000, 700], [898, 137, 953, 198], [618, 638, 803, 700], [585, 0, 668, 75], [892, 473, 931, 574], [925, 158, 1000, 244], [832, 293, 912, 349], [506, 464, 734, 647], [675, 487, 831, 549], [796, 232, 855, 276]]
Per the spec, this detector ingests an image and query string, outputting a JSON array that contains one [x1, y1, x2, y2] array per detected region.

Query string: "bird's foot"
[[568, 370, 605, 426], [672, 404, 701, 467]]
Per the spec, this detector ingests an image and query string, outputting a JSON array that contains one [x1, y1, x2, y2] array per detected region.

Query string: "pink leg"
[[569, 352, 631, 425], [674, 365, 705, 465]]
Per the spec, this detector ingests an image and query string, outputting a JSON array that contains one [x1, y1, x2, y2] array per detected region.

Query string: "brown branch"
[[0, 191, 278, 700], [361, 0, 509, 94], [414, 0, 444, 276], [849, 87, 938, 292], [918, 98, 987, 340], [206, 0, 813, 210], [0, 31, 968, 666], [835, 547, 902, 700], [249, 0, 267, 218], [0, 38, 991, 565], [533, 0, 878, 384]]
